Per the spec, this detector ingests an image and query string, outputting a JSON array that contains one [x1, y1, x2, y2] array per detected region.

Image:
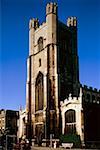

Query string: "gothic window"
[[65, 110, 76, 134], [35, 72, 44, 111], [38, 37, 43, 52], [86, 94, 90, 102]]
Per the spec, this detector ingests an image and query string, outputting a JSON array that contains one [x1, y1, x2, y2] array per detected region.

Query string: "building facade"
[[0, 109, 19, 135], [26, 2, 100, 146], [0, 109, 19, 147]]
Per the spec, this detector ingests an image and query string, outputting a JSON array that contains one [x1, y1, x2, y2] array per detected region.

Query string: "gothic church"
[[25, 2, 100, 146]]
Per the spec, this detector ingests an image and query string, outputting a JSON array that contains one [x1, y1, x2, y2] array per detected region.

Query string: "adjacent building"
[[61, 86, 100, 146], [0, 109, 19, 135]]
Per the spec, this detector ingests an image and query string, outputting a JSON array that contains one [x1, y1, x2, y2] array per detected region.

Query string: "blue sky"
[[0, 0, 100, 110]]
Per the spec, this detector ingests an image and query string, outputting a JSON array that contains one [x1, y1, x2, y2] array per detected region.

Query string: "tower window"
[[35, 72, 44, 111], [38, 37, 43, 52], [39, 59, 41, 67]]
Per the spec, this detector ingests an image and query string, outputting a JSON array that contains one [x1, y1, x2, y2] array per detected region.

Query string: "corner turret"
[[46, 2, 57, 15], [29, 18, 39, 30], [67, 17, 77, 27]]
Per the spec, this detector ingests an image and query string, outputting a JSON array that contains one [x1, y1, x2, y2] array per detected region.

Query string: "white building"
[[18, 109, 26, 140]]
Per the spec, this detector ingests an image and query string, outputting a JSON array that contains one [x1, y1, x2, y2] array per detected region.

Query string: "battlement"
[[60, 88, 82, 107], [29, 18, 39, 30], [34, 21, 46, 33], [46, 2, 57, 15], [82, 85, 100, 93], [67, 17, 77, 27]]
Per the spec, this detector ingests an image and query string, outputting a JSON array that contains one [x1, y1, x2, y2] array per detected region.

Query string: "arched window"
[[86, 94, 90, 101], [35, 72, 44, 111], [65, 110, 76, 134], [38, 37, 43, 52]]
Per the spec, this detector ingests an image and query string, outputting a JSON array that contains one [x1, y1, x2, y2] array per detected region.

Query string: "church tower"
[[26, 2, 80, 140], [26, 2, 59, 139]]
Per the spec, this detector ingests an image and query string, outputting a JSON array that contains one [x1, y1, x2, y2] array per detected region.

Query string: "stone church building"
[[25, 2, 100, 146]]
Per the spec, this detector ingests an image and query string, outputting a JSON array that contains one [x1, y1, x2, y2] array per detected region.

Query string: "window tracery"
[[65, 109, 76, 134], [35, 72, 44, 111]]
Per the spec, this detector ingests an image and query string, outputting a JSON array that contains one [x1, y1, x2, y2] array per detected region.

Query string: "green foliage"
[[59, 134, 81, 148]]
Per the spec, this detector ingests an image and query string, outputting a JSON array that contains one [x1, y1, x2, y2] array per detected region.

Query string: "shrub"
[[59, 134, 81, 148]]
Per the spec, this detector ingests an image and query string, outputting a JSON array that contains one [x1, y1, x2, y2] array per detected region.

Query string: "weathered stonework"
[[26, 2, 79, 140]]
